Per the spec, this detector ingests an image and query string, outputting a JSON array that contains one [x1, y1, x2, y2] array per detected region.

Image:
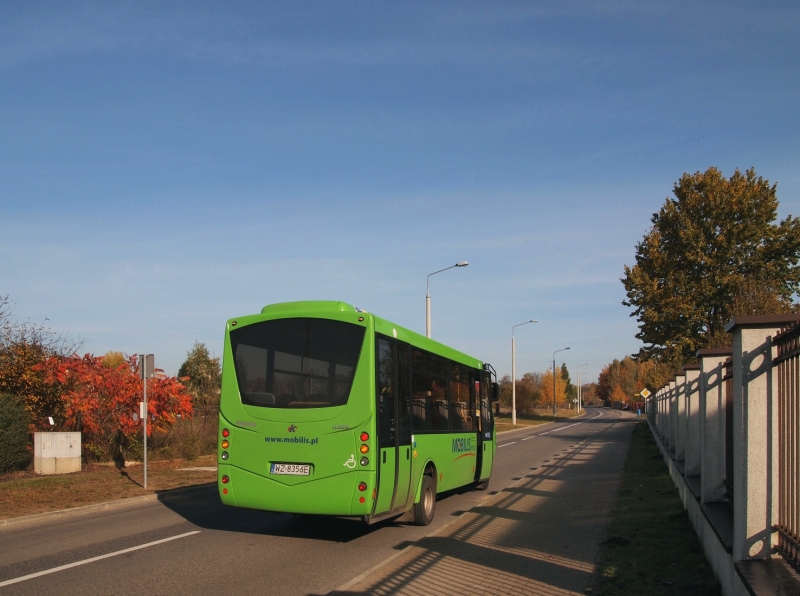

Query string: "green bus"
[[217, 301, 498, 525]]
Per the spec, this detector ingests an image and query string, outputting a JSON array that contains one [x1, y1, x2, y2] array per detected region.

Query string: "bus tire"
[[475, 479, 489, 491], [413, 475, 436, 526]]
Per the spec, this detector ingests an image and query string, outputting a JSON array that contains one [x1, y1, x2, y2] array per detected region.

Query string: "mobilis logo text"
[[287, 425, 297, 433]]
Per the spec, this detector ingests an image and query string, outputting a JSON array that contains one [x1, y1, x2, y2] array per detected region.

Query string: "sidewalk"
[[333, 417, 635, 596]]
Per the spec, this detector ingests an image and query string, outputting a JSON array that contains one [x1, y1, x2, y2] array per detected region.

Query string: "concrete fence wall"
[[645, 314, 800, 596]]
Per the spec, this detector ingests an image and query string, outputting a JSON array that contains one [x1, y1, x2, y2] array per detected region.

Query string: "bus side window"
[[450, 364, 474, 431], [411, 350, 430, 432], [480, 373, 493, 439], [377, 338, 396, 449]]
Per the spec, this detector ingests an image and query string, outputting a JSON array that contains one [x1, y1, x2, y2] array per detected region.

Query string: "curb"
[[0, 482, 217, 529]]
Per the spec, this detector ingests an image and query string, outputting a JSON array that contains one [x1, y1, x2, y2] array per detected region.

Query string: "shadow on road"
[[155, 480, 476, 544]]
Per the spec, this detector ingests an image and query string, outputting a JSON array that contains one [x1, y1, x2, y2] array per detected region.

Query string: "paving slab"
[[332, 418, 635, 596]]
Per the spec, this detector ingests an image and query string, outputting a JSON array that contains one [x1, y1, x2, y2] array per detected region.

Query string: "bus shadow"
[[155, 486, 385, 543], [154, 482, 480, 543]]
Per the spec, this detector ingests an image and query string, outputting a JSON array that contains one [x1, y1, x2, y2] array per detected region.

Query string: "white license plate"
[[270, 463, 311, 476]]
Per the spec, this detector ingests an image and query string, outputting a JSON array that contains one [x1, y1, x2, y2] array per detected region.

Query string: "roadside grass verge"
[[594, 422, 721, 595], [0, 454, 217, 520], [495, 408, 584, 433]]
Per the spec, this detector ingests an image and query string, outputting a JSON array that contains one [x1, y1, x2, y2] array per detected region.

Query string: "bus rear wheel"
[[413, 475, 436, 526]]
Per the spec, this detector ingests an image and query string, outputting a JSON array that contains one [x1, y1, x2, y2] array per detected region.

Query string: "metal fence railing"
[[775, 322, 800, 568]]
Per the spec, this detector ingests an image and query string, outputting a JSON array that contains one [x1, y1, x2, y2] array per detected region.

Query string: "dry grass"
[[0, 454, 217, 520]]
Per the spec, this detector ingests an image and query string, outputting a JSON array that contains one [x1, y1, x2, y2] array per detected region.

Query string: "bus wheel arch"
[[413, 463, 437, 526], [414, 461, 437, 503]]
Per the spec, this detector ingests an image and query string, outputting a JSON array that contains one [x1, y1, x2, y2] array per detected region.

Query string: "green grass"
[[594, 422, 721, 596]]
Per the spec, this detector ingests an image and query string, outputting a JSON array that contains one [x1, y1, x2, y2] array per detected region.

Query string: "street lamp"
[[552, 347, 570, 419], [576, 363, 589, 412], [426, 261, 468, 338], [512, 319, 538, 426]]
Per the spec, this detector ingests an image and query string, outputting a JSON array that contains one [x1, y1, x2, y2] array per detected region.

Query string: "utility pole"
[[552, 347, 570, 421], [511, 319, 537, 426], [139, 354, 154, 489]]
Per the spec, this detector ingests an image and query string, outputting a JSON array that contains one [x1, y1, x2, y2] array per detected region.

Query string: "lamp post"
[[552, 347, 570, 420], [426, 261, 468, 338], [511, 319, 538, 426], [576, 363, 589, 413]]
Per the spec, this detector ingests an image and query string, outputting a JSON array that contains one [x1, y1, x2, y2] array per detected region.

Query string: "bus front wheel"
[[413, 475, 436, 526]]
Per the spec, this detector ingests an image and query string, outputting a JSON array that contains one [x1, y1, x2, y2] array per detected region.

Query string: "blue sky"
[[1, 1, 798, 383]]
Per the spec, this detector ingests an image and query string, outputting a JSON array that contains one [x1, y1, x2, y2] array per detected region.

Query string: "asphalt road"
[[0, 407, 627, 595]]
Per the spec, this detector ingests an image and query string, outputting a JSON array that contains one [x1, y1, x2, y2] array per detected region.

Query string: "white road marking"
[[0, 531, 201, 587], [549, 421, 582, 433], [503, 409, 607, 443], [529, 409, 605, 437]]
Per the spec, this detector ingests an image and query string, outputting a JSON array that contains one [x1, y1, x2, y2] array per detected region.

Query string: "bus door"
[[395, 344, 412, 510], [375, 338, 413, 514], [477, 371, 495, 480], [473, 374, 483, 482]]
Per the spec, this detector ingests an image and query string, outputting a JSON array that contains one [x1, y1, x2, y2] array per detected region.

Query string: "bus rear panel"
[[217, 301, 496, 522]]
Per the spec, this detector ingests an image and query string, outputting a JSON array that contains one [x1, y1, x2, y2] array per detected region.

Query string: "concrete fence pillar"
[[698, 347, 732, 503], [675, 373, 687, 463], [657, 389, 663, 437], [669, 378, 677, 455], [684, 365, 701, 476], [727, 313, 800, 561]]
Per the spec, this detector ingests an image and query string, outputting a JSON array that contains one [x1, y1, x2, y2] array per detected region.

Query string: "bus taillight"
[[221, 475, 230, 484], [360, 444, 369, 454], [358, 482, 367, 492], [360, 432, 369, 441], [221, 440, 229, 449], [222, 428, 230, 438]]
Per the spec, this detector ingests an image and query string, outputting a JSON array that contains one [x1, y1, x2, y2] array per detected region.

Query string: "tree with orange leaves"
[[37, 354, 193, 461], [540, 369, 568, 409]]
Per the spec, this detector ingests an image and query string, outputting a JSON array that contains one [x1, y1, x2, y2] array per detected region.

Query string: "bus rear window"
[[230, 318, 365, 409]]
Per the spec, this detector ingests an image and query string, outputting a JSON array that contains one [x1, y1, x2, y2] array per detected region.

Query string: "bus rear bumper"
[[218, 464, 375, 516]]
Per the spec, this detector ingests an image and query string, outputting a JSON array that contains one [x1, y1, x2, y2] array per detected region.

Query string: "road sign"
[[640, 388, 651, 399], [139, 354, 154, 379]]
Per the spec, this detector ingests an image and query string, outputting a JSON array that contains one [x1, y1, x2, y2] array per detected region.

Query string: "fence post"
[[698, 348, 732, 504], [676, 372, 687, 464], [684, 364, 701, 477], [668, 378, 677, 455], [726, 314, 800, 561]]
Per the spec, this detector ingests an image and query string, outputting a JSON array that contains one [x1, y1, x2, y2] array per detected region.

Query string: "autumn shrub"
[[0, 393, 31, 474], [37, 354, 194, 462]]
